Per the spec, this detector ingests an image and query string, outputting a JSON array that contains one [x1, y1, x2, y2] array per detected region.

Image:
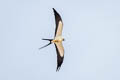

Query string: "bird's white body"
[[52, 36, 64, 43], [51, 36, 64, 57]]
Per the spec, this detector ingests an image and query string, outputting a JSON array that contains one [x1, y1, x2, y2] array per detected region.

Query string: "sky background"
[[0, 0, 120, 80]]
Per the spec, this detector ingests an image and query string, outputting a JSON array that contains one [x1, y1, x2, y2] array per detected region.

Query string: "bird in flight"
[[39, 8, 64, 71]]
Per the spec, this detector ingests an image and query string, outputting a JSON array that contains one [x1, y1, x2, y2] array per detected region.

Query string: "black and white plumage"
[[39, 8, 64, 71]]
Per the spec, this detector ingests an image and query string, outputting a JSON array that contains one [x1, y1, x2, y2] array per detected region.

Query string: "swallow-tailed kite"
[[39, 8, 64, 71]]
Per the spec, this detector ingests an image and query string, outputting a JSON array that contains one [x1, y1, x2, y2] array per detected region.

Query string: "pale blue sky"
[[0, 0, 120, 80]]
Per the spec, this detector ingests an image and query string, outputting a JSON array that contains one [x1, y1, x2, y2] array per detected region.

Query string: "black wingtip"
[[52, 8, 55, 11], [56, 64, 62, 72], [52, 8, 57, 13], [56, 63, 62, 72], [56, 67, 60, 72], [56, 56, 64, 72]]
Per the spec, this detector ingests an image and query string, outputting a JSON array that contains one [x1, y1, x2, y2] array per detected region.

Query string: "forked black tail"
[[39, 39, 53, 49]]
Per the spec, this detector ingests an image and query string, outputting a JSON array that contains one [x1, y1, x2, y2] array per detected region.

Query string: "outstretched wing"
[[53, 8, 63, 37], [54, 42, 64, 71]]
